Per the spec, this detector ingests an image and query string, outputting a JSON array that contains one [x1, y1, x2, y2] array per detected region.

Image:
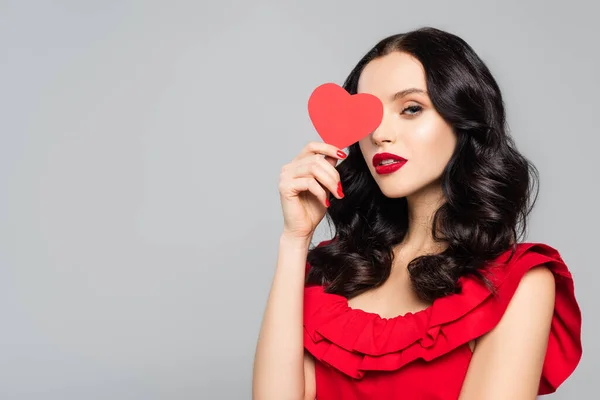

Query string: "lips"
[[372, 152, 407, 167], [372, 152, 407, 175]]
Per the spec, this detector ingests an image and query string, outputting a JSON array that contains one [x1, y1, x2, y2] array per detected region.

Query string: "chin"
[[377, 182, 412, 199], [377, 177, 445, 200]]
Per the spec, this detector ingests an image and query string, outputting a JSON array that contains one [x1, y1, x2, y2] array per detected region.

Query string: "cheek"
[[411, 120, 456, 161]]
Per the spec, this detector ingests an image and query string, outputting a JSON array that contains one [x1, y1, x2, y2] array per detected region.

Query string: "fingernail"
[[336, 150, 347, 159], [325, 198, 330, 207], [337, 182, 344, 198]]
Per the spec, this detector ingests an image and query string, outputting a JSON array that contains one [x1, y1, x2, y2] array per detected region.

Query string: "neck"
[[397, 181, 448, 255]]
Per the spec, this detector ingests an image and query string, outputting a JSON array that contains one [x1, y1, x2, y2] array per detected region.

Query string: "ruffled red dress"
[[303, 241, 582, 399]]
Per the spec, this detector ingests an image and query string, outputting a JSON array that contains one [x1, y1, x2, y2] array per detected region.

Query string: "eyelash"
[[401, 105, 422, 116]]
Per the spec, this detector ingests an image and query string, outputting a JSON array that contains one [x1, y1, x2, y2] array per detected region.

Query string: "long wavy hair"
[[305, 27, 540, 303]]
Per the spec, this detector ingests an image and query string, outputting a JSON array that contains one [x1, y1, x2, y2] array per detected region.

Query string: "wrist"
[[279, 232, 313, 248]]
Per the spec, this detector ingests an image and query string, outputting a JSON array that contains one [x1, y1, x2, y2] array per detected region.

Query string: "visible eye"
[[401, 105, 422, 116]]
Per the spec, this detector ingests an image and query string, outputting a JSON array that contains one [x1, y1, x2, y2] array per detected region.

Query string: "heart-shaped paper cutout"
[[308, 82, 383, 149]]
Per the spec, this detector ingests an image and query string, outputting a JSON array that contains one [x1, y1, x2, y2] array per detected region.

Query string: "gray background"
[[0, 0, 596, 399]]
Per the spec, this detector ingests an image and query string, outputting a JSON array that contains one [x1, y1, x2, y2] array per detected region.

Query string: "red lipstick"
[[372, 152, 407, 175]]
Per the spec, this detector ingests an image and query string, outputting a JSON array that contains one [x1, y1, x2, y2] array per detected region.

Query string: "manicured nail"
[[336, 150, 347, 159], [337, 182, 344, 198], [325, 198, 330, 207]]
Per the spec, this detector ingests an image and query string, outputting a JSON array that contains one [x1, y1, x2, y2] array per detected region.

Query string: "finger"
[[294, 141, 347, 162], [305, 178, 329, 208], [315, 155, 342, 198], [319, 155, 342, 176], [292, 159, 342, 199], [323, 155, 339, 168], [293, 153, 341, 184], [286, 177, 329, 208]]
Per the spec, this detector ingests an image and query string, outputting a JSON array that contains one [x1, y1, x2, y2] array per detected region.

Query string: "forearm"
[[252, 233, 312, 400]]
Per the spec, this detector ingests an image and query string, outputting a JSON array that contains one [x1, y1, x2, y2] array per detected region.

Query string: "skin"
[[303, 51, 556, 399], [351, 50, 457, 325]]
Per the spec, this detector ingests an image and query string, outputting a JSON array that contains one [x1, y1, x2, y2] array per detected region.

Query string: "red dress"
[[303, 241, 582, 399]]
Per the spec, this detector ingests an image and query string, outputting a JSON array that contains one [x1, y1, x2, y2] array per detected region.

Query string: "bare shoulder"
[[459, 265, 556, 399], [472, 264, 556, 349], [485, 263, 556, 344], [517, 264, 556, 304]]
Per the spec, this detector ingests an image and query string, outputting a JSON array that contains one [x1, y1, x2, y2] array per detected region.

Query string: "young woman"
[[252, 26, 582, 399]]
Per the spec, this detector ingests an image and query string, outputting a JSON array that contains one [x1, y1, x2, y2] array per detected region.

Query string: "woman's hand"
[[278, 141, 346, 239]]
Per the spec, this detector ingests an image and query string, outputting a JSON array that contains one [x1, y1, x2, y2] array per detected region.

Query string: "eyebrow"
[[391, 88, 428, 101]]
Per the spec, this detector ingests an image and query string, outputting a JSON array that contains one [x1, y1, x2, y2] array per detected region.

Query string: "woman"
[[252, 26, 582, 399]]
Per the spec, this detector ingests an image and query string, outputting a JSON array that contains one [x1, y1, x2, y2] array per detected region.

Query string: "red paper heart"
[[308, 82, 383, 149]]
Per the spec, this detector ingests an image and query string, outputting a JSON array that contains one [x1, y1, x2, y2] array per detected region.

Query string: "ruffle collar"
[[303, 242, 582, 394]]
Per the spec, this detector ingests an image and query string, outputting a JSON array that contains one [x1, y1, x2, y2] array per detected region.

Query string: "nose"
[[370, 111, 396, 146]]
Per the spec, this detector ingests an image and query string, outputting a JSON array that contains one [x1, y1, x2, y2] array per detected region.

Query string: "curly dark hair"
[[305, 26, 540, 303]]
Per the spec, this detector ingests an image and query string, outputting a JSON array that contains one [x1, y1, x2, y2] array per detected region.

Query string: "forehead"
[[357, 51, 427, 99]]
